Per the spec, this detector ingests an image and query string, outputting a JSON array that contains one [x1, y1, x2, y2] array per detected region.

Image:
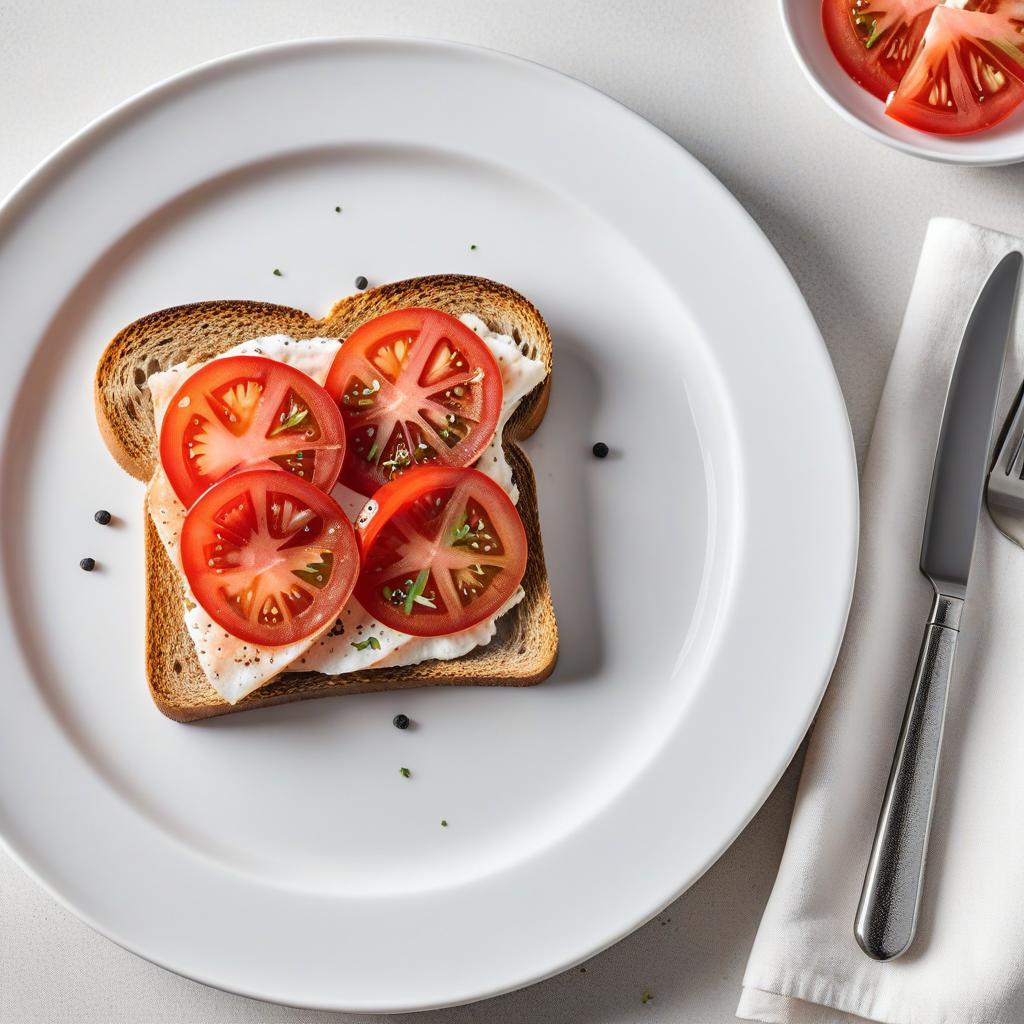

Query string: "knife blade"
[[920, 251, 1024, 594], [855, 250, 1022, 962]]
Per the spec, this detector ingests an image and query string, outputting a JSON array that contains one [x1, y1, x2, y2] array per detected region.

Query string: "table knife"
[[854, 250, 1023, 962]]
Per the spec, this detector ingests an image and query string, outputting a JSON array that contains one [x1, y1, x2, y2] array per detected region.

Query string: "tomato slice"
[[160, 355, 346, 508], [823, 0, 937, 100], [355, 467, 528, 637], [181, 470, 359, 647], [886, 3, 1024, 135], [324, 309, 503, 497]]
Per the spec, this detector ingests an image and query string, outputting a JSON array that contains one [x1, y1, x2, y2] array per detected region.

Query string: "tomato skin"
[[324, 308, 503, 497], [885, 4, 1024, 135], [822, 0, 937, 101], [160, 355, 346, 509], [180, 470, 359, 648], [355, 467, 528, 637]]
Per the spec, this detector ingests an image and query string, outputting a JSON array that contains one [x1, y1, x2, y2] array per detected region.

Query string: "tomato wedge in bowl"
[[886, 2, 1024, 135], [160, 355, 346, 508], [181, 470, 359, 647], [355, 467, 528, 637], [324, 309, 503, 496], [818, 0, 1024, 137], [822, 0, 937, 100]]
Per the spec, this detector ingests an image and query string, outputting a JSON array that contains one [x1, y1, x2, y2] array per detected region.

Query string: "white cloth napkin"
[[737, 219, 1024, 1024]]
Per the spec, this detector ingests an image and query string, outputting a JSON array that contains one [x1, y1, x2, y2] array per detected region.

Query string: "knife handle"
[[855, 591, 963, 962]]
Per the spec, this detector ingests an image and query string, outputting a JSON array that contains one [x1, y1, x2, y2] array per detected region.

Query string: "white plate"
[[0, 38, 857, 1012]]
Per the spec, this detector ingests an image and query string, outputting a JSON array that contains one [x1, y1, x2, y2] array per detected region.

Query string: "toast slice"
[[95, 275, 558, 721]]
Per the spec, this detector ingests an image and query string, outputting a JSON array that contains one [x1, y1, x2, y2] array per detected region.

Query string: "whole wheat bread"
[[95, 275, 558, 721]]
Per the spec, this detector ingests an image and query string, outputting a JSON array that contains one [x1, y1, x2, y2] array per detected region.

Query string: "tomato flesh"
[[355, 467, 528, 637], [160, 355, 346, 508], [324, 309, 503, 497], [886, 3, 1024, 134], [181, 470, 359, 647], [823, 0, 937, 100]]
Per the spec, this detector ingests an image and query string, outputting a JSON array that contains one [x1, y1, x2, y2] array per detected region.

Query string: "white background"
[[3, 1, 1024, 1021]]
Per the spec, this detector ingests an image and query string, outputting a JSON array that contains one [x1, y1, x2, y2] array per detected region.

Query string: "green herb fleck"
[[403, 569, 429, 615], [335, 205, 342, 213], [268, 405, 309, 437], [470, 244, 478, 251], [273, 268, 283, 277], [441, 819, 448, 827], [863, 18, 883, 48], [351, 636, 381, 652], [382, 585, 393, 601], [399, 767, 411, 778], [641, 991, 653, 1005], [381, 448, 412, 473], [291, 553, 333, 589], [365, 440, 380, 463], [449, 514, 471, 546]]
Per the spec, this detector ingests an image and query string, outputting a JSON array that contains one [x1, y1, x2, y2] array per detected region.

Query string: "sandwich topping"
[[179, 469, 359, 648], [323, 308, 504, 496], [145, 313, 547, 704], [354, 467, 529, 637], [159, 354, 347, 507]]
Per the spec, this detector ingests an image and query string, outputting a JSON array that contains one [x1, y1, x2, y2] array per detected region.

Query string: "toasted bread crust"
[[97, 276, 558, 721]]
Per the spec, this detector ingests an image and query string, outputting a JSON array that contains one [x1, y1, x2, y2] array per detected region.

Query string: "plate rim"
[[0, 35, 859, 1012]]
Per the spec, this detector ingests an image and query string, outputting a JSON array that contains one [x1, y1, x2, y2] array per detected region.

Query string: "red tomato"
[[354, 467, 528, 637], [886, 3, 1024, 135], [822, 0, 937, 101], [160, 355, 346, 508], [180, 470, 359, 647], [324, 309, 503, 497]]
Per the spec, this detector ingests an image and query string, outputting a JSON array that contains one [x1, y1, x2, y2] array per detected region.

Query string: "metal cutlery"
[[855, 251, 1023, 962], [986, 380, 1024, 547]]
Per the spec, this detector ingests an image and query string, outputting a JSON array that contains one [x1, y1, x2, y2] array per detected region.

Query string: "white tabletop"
[[4, 2, 1024, 1021]]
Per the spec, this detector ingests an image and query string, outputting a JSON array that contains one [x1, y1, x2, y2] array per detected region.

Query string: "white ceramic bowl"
[[779, 0, 1024, 165]]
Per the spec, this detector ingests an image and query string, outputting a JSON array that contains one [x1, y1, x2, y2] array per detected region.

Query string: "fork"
[[987, 382, 1024, 542]]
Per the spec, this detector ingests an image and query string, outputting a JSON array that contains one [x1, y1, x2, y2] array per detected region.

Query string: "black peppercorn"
[[393, 713, 410, 730], [94, 509, 112, 525], [80, 557, 96, 572], [592, 442, 610, 459], [354, 275, 368, 290]]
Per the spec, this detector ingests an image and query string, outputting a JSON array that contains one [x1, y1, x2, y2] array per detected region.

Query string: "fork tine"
[[1009, 436, 1024, 480], [997, 385, 1024, 479], [1010, 432, 1024, 480]]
